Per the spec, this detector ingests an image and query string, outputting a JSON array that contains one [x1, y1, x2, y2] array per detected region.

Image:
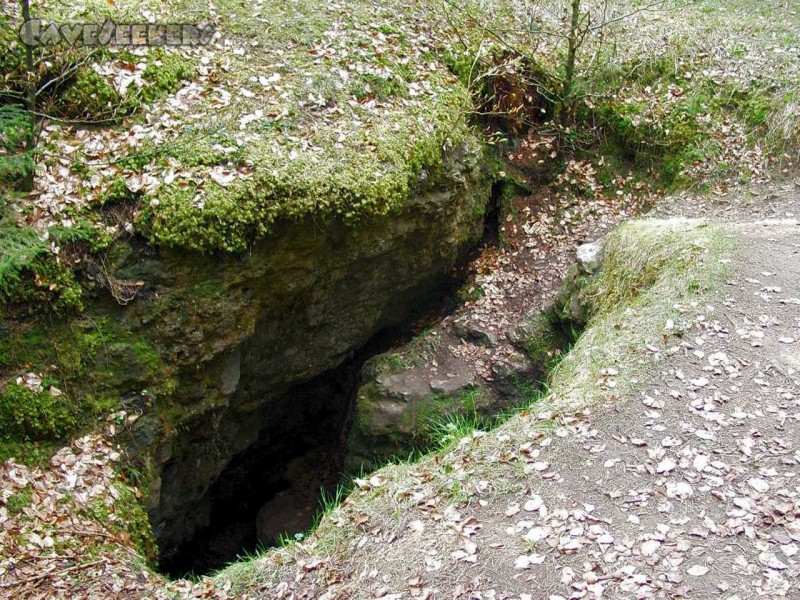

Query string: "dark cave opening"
[[158, 356, 361, 578], [158, 192, 503, 579]]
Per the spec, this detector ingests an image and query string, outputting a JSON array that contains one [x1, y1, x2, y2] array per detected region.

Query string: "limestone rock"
[[577, 241, 603, 275], [506, 318, 540, 347], [1, 147, 491, 564], [375, 371, 433, 403], [430, 366, 476, 396], [491, 351, 536, 396], [452, 318, 500, 347]]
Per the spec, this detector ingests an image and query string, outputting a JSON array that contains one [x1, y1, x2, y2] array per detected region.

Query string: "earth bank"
[[2, 145, 493, 569]]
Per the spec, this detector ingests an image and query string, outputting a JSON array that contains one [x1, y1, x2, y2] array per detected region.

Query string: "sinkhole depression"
[[156, 190, 502, 577]]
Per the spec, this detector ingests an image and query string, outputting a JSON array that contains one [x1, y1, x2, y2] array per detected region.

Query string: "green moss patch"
[[0, 212, 113, 314], [0, 383, 76, 441], [83, 483, 157, 563], [0, 314, 174, 466], [50, 49, 195, 122], [136, 83, 478, 253]]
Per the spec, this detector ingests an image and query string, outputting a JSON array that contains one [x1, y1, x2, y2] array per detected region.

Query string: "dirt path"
[[264, 216, 799, 599]]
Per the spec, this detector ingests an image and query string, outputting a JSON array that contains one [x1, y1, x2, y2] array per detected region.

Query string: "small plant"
[[312, 485, 348, 529], [459, 284, 485, 303], [0, 104, 35, 186], [428, 410, 489, 451], [0, 383, 76, 440], [4, 485, 33, 514]]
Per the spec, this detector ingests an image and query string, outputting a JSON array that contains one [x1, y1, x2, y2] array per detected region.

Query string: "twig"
[[35, 49, 102, 98], [0, 560, 105, 589], [590, 0, 683, 32]]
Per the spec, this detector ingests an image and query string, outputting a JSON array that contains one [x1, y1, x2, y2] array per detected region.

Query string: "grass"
[[427, 410, 491, 452], [514, 0, 800, 183], [272, 485, 350, 549], [548, 218, 736, 408]]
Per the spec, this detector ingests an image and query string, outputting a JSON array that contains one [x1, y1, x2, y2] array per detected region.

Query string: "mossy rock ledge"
[[0, 147, 491, 563], [346, 241, 599, 470]]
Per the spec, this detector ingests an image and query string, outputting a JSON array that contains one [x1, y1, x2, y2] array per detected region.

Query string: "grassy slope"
[[213, 217, 736, 594]]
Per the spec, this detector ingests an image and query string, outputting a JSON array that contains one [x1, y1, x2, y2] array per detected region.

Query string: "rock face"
[[346, 241, 600, 471], [576, 241, 604, 275], [94, 152, 491, 562], [255, 454, 323, 545]]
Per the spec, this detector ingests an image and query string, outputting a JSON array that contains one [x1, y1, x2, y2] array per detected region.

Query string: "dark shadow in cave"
[[158, 192, 504, 578], [159, 358, 360, 577]]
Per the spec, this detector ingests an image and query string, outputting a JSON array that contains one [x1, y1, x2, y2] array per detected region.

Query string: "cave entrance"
[[157, 284, 483, 578], [158, 356, 359, 578], [159, 312, 470, 577], [157, 192, 503, 578]]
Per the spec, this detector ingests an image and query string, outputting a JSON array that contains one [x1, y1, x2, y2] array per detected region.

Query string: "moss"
[[51, 48, 194, 122], [59, 69, 125, 120], [95, 176, 137, 206], [0, 383, 77, 440], [127, 6, 482, 254], [523, 312, 571, 367], [591, 95, 713, 186], [582, 220, 733, 317], [458, 284, 485, 303], [57, 319, 174, 397], [82, 488, 156, 562], [165, 130, 247, 168], [0, 311, 175, 466], [349, 73, 409, 101], [0, 440, 68, 467], [0, 217, 113, 314], [714, 83, 773, 129], [4, 485, 33, 515], [6, 0, 491, 257], [138, 116, 480, 253], [586, 63, 790, 187], [136, 49, 196, 105], [88, 483, 158, 564], [4, 256, 85, 313]]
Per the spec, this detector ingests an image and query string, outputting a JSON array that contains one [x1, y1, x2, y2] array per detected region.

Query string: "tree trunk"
[[19, 0, 36, 192], [561, 0, 581, 126]]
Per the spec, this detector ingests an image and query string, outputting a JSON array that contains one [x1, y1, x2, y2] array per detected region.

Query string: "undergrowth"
[[0, 215, 111, 313]]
